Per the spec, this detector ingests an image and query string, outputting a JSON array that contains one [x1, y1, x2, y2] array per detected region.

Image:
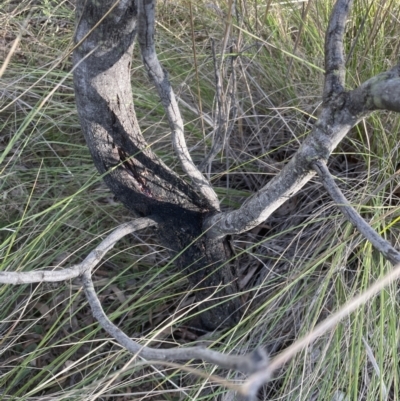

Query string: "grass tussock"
[[1, 0, 400, 400]]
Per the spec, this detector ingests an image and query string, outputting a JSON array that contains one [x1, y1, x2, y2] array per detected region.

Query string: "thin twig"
[[136, 0, 220, 211], [286, 0, 313, 77], [0, 11, 32, 78], [312, 159, 400, 265], [0, 218, 157, 284], [345, 1, 373, 65]]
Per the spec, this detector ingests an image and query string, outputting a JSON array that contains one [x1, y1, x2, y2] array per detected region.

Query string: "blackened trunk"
[[73, 0, 241, 329]]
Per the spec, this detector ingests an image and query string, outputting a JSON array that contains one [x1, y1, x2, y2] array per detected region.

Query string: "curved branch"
[[323, 0, 353, 100], [137, 0, 220, 211], [312, 159, 400, 265], [0, 215, 263, 391], [82, 267, 269, 373], [0, 218, 157, 285]]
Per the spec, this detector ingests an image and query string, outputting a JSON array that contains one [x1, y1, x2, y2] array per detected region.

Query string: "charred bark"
[[72, 0, 240, 329]]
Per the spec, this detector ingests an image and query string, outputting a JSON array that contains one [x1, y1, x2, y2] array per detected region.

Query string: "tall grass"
[[1, 0, 400, 399]]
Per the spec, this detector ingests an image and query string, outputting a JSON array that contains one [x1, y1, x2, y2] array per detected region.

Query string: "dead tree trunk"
[[72, 0, 240, 329], [72, 0, 400, 331], [4, 0, 400, 396]]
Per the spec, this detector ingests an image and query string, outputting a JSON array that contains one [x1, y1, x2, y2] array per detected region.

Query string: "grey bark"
[[82, 268, 269, 373], [0, 219, 157, 284]]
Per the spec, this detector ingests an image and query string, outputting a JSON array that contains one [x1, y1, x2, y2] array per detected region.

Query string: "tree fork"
[[72, 0, 241, 329]]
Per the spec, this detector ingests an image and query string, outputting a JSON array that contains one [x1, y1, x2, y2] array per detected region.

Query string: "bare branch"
[[82, 268, 269, 373], [312, 159, 400, 265], [0, 218, 157, 285], [137, 0, 220, 210], [323, 0, 353, 100], [1, 213, 266, 393]]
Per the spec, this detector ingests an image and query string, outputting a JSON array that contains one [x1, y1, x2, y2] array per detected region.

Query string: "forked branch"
[[0, 218, 157, 285], [0, 217, 269, 394]]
